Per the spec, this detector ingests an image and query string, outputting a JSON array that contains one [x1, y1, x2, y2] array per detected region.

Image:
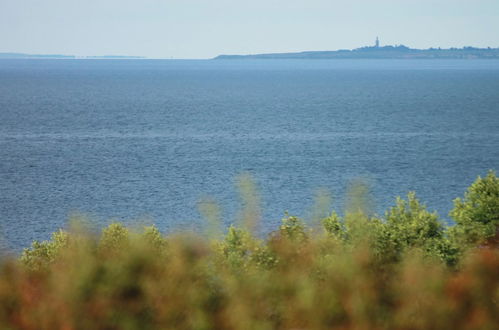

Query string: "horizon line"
[[2, 43, 499, 60]]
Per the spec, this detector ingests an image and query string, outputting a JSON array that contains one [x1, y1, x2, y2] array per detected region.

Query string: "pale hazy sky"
[[1, 0, 498, 58]]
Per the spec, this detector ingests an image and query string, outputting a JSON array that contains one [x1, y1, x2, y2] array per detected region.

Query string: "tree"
[[450, 171, 499, 245], [385, 192, 443, 248]]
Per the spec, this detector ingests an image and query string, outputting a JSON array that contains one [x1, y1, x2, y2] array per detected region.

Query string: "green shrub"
[[21, 229, 69, 270], [450, 170, 499, 245], [1, 171, 497, 329], [322, 211, 344, 239], [99, 222, 130, 253]]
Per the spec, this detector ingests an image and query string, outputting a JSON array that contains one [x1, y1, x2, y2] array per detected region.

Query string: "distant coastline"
[[3, 43, 499, 61], [214, 43, 499, 60], [0, 53, 145, 59]]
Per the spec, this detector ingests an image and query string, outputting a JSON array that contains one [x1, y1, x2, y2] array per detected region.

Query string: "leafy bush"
[[450, 170, 499, 245], [20, 229, 69, 270], [0, 171, 497, 329]]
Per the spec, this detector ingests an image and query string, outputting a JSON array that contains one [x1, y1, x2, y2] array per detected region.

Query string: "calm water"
[[1, 59, 498, 250]]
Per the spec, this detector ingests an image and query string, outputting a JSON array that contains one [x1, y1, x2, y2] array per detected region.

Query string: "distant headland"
[[0, 53, 145, 59], [214, 38, 499, 60]]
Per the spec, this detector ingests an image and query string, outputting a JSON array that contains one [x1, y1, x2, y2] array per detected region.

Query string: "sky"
[[1, 0, 498, 59]]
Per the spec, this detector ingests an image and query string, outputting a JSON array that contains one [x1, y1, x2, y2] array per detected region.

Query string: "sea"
[[0, 59, 498, 250]]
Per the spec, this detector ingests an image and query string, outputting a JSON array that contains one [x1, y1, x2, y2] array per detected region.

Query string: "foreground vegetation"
[[1, 171, 498, 329]]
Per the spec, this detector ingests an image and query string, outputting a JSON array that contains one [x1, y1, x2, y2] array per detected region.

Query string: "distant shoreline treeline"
[[215, 46, 499, 60], [3, 45, 499, 60], [0, 171, 497, 328]]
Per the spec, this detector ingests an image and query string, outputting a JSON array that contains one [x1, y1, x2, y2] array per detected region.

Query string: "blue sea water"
[[0, 59, 498, 250]]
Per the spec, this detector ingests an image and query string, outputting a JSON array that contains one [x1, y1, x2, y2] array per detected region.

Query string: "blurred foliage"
[[0, 172, 497, 329]]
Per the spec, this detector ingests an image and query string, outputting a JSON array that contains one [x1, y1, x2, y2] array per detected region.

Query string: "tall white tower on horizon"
[[375, 37, 380, 48]]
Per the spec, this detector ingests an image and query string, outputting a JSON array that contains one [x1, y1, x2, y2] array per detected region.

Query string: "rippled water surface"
[[1, 59, 498, 249]]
